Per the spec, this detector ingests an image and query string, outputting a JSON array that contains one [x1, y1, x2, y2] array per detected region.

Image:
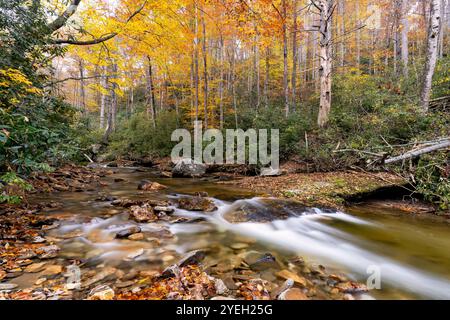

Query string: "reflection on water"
[[28, 168, 450, 299]]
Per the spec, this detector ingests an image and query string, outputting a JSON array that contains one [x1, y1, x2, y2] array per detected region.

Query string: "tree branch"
[[47, 0, 82, 33], [51, 0, 147, 46]]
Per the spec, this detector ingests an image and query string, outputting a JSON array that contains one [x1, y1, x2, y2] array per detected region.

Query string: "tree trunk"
[[145, 56, 156, 128], [317, 0, 334, 128], [78, 59, 86, 113], [400, 0, 409, 78], [219, 36, 225, 129], [194, 4, 200, 123], [201, 8, 208, 128], [264, 47, 270, 109], [291, 0, 298, 113], [339, 0, 345, 68], [356, 1, 361, 69], [282, 0, 289, 118], [420, 0, 442, 112], [99, 68, 107, 129]]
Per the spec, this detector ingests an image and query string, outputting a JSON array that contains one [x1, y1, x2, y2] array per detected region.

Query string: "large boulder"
[[177, 196, 217, 212], [172, 158, 206, 178]]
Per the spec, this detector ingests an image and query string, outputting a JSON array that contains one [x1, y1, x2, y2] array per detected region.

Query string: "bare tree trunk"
[[145, 56, 156, 128], [99, 67, 107, 129], [420, 0, 442, 112], [231, 39, 238, 128], [264, 47, 270, 109], [194, 4, 200, 123], [282, 0, 289, 118], [317, 0, 334, 128], [356, 0, 361, 69], [201, 8, 208, 128], [438, 0, 447, 58], [78, 59, 86, 113], [291, 0, 298, 113], [255, 27, 261, 110], [339, 0, 345, 68], [400, 0, 409, 78], [219, 36, 225, 129]]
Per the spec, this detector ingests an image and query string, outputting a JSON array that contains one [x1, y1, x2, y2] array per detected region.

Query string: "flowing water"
[[23, 167, 450, 300]]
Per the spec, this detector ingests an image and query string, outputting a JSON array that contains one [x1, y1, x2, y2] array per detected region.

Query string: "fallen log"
[[384, 139, 450, 165]]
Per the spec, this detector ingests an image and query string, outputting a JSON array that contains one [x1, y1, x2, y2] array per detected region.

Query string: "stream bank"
[[1, 164, 450, 300]]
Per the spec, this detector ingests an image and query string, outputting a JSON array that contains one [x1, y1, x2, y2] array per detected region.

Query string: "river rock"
[[172, 158, 206, 178], [129, 205, 157, 222], [88, 285, 115, 300], [177, 250, 206, 267], [270, 279, 294, 299], [154, 206, 174, 214], [137, 180, 167, 191], [230, 243, 249, 250], [43, 265, 63, 276], [260, 167, 283, 177], [276, 269, 307, 287], [24, 262, 47, 273], [125, 248, 145, 261], [115, 226, 141, 239], [278, 288, 308, 300], [0, 283, 18, 291], [213, 278, 229, 295], [211, 296, 236, 300], [128, 233, 144, 241], [223, 199, 310, 223], [335, 281, 369, 294], [83, 267, 117, 288], [244, 252, 279, 271], [177, 196, 217, 212], [36, 245, 60, 259]]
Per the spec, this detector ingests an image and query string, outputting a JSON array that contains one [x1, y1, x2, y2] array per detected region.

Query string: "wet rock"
[[213, 278, 229, 295], [0, 283, 18, 291], [177, 250, 206, 267], [129, 205, 157, 223], [128, 233, 144, 241], [230, 243, 249, 250], [125, 248, 145, 261], [42, 265, 63, 276], [24, 262, 47, 273], [37, 245, 60, 259], [260, 167, 283, 177], [270, 279, 294, 299], [244, 252, 279, 271], [32, 236, 46, 244], [88, 285, 115, 300], [276, 270, 307, 287], [172, 158, 206, 178], [335, 281, 369, 294], [114, 178, 126, 183], [222, 277, 239, 290], [83, 267, 117, 288], [177, 196, 217, 212], [35, 278, 47, 285], [211, 296, 236, 300], [137, 180, 168, 191], [223, 199, 310, 223], [115, 226, 141, 239], [115, 280, 135, 288], [0, 269, 5, 281], [154, 206, 174, 214], [278, 288, 308, 300], [160, 265, 181, 279]]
